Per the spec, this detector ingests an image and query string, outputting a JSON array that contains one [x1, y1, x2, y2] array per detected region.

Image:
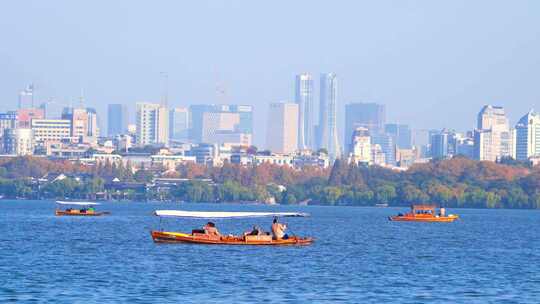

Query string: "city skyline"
[[2, 1, 539, 148]]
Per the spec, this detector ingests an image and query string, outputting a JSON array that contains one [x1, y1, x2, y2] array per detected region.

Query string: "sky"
[[1, 0, 539, 147]]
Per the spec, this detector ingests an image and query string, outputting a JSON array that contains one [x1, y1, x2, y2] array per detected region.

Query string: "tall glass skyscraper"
[[318, 73, 341, 159], [344, 102, 386, 154], [169, 107, 189, 142], [107, 104, 127, 136], [295, 73, 313, 150]]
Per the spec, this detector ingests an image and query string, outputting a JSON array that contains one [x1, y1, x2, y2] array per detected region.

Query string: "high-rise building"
[[474, 105, 513, 161], [62, 107, 99, 145], [17, 108, 45, 128], [0, 112, 18, 138], [266, 102, 298, 154], [18, 84, 34, 109], [371, 133, 396, 165], [295, 73, 314, 149], [515, 110, 540, 161], [169, 107, 189, 142], [31, 119, 72, 143], [189, 105, 253, 146], [107, 104, 128, 136], [3, 128, 34, 155], [136, 102, 169, 146], [318, 73, 341, 159], [385, 124, 412, 149], [345, 102, 386, 153], [430, 131, 449, 159], [349, 127, 371, 165]]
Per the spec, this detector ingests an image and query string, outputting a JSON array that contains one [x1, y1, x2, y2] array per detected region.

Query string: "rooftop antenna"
[[160, 72, 168, 107]]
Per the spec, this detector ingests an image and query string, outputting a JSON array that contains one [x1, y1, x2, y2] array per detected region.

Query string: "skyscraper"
[[136, 102, 169, 146], [295, 73, 314, 149], [266, 102, 298, 154], [107, 104, 128, 137], [371, 133, 396, 165], [169, 107, 189, 142], [474, 105, 513, 161], [385, 124, 412, 149], [344, 102, 386, 154], [349, 127, 371, 164], [515, 110, 540, 161], [318, 73, 341, 159], [189, 104, 253, 146], [61, 107, 99, 144]]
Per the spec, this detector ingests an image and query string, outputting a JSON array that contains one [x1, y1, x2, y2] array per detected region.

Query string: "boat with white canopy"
[[151, 210, 313, 245], [55, 201, 110, 216]]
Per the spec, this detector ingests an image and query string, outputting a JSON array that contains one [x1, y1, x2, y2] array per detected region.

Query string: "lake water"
[[1, 200, 540, 303]]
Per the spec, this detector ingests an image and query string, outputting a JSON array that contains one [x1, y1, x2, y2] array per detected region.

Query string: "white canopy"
[[154, 210, 309, 218], [56, 201, 100, 206]]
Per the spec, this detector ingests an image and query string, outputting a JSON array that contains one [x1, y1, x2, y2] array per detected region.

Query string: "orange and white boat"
[[150, 210, 313, 246], [389, 204, 458, 222], [55, 201, 110, 216]]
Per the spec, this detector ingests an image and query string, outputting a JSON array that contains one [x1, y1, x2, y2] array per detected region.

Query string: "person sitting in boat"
[[271, 217, 288, 240], [244, 225, 263, 236], [203, 222, 220, 236], [439, 207, 446, 217]]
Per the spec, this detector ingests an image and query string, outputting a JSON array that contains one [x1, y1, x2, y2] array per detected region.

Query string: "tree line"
[[1, 156, 540, 209]]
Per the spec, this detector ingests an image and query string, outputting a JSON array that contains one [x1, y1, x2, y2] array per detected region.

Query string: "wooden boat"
[[389, 204, 458, 222], [151, 231, 313, 245], [151, 210, 313, 246], [55, 201, 110, 217]]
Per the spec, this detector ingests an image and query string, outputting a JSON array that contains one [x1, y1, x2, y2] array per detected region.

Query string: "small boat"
[[389, 204, 458, 222], [55, 201, 110, 216], [150, 210, 313, 246]]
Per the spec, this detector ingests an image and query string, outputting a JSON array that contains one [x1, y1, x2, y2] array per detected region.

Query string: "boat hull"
[[55, 210, 109, 216], [151, 231, 313, 246], [388, 215, 458, 222]]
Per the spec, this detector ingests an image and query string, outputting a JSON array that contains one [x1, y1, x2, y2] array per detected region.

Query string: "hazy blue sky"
[[1, 0, 539, 146]]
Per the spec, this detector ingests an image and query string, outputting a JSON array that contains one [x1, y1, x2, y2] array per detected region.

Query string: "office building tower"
[[18, 84, 34, 109], [345, 102, 386, 153], [17, 108, 45, 129], [349, 127, 371, 164], [430, 131, 449, 159], [515, 110, 540, 161], [107, 104, 128, 136], [371, 133, 396, 165], [266, 102, 299, 154], [31, 119, 72, 143], [0, 112, 18, 138], [136, 102, 169, 146], [318, 73, 341, 159], [295, 73, 314, 149], [385, 124, 412, 149], [62, 107, 99, 145], [3, 128, 34, 155], [189, 104, 253, 146], [474, 105, 513, 161], [169, 107, 189, 142]]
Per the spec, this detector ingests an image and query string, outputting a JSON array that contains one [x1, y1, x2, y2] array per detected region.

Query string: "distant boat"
[[55, 201, 110, 216], [389, 204, 458, 222]]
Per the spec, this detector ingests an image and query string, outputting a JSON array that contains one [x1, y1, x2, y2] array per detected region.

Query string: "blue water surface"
[[1, 200, 539, 303]]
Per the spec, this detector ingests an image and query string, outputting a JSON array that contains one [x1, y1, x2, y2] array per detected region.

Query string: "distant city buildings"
[[62, 107, 99, 145], [385, 123, 412, 149], [136, 102, 169, 146], [349, 127, 371, 165], [474, 105, 513, 161], [344, 102, 386, 154], [266, 102, 298, 154], [295, 73, 314, 150], [318, 73, 341, 159], [189, 104, 253, 147], [169, 107, 189, 142], [3, 128, 34, 155], [515, 110, 540, 161], [107, 104, 128, 137]]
